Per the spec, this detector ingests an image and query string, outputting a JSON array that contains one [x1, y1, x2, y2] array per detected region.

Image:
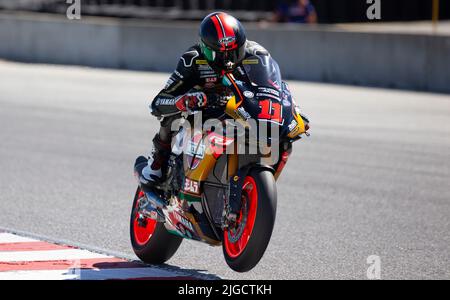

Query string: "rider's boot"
[[134, 134, 171, 213]]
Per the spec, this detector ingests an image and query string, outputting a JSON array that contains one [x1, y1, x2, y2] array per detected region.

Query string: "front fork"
[[274, 142, 293, 180]]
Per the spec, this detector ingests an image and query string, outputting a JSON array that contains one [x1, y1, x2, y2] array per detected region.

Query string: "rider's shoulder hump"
[[180, 46, 202, 68], [246, 40, 270, 57]]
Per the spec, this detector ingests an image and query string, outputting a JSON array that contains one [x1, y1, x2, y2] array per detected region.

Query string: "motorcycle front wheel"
[[130, 187, 182, 264], [223, 168, 277, 272]]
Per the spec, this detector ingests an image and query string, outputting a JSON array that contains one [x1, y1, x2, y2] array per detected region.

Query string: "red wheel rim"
[[224, 176, 258, 258], [133, 189, 157, 246]]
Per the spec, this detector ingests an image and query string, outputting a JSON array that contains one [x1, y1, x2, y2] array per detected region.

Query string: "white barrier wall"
[[1, 12, 449, 93]]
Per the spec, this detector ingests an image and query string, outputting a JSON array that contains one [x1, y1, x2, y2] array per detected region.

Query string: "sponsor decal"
[[207, 133, 234, 158], [282, 93, 291, 106], [208, 133, 234, 147], [219, 36, 236, 47], [243, 91, 254, 99], [205, 77, 217, 83], [236, 107, 251, 120], [195, 59, 208, 65], [164, 78, 174, 89], [257, 87, 280, 97], [174, 212, 195, 232], [187, 141, 205, 158], [198, 64, 213, 71], [184, 178, 200, 195], [186, 138, 205, 169], [242, 59, 259, 65], [156, 98, 176, 106], [199, 71, 217, 78], [287, 116, 302, 138], [174, 70, 184, 79], [288, 119, 298, 132], [256, 93, 281, 101], [199, 69, 216, 74], [222, 76, 232, 87]]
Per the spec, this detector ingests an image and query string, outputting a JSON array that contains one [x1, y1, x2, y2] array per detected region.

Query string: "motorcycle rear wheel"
[[223, 169, 277, 272], [130, 187, 182, 264]]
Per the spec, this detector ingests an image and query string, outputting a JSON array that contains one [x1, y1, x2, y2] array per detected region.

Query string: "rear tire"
[[223, 169, 277, 272], [130, 187, 182, 264]]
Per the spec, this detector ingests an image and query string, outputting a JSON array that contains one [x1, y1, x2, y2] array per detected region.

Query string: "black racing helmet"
[[199, 12, 247, 72]]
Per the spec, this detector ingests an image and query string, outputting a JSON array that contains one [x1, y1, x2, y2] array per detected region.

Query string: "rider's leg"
[[134, 116, 178, 188]]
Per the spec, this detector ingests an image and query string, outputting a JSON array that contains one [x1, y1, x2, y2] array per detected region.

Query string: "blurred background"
[[0, 1, 449, 279], [0, 0, 449, 92], [1, 0, 449, 23]]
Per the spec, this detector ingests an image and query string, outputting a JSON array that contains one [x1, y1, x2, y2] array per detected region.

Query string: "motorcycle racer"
[[135, 12, 309, 201]]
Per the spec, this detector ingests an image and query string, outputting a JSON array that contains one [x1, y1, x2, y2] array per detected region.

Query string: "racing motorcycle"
[[130, 54, 309, 272]]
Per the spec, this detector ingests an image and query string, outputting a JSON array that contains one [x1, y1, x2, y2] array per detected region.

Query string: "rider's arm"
[[150, 49, 207, 117]]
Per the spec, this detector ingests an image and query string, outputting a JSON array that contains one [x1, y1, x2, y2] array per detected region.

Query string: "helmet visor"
[[201, 41, 246, 70]]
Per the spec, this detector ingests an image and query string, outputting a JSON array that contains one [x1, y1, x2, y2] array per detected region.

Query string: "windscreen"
[[243, 55, 282, 91]]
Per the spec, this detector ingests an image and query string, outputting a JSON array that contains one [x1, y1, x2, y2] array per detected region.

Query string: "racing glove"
[[207, 93, 231, 108], [175, 91, 208, 112]]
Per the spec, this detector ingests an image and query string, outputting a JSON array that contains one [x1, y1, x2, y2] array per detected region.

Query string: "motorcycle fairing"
[[161, 127, 234, 244]]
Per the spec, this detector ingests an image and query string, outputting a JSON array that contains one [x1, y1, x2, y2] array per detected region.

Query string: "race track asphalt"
[[0, 60, 449, 279]]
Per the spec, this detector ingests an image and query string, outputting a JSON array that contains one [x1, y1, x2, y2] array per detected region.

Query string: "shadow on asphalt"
[[91, 261, 222, 280]]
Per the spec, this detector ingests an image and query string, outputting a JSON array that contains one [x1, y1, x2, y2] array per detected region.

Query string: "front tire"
[[223, 169, 277, 272], [130, 187, 182, 264]]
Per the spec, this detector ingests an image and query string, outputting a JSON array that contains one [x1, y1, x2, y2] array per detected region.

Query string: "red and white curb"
[[0, 231, 197, 280]]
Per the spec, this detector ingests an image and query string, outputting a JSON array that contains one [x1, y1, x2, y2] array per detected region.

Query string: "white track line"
[[0, 267, 187, 280], [0, 249, 112, 262], [0, 233, 38, 243], [0, 229, 212, 280]]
